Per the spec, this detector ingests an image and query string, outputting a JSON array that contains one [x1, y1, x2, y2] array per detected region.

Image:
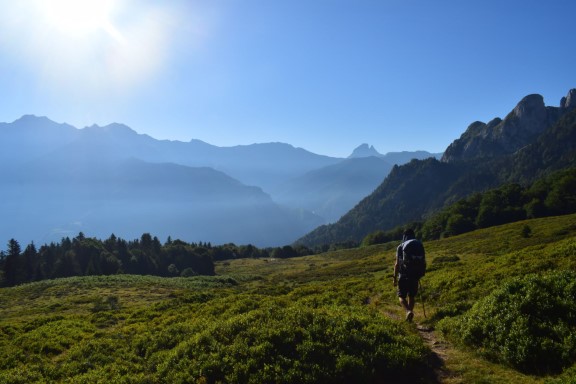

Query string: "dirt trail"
[[372, 293, 458, 383], [416, 323, 456, 383]]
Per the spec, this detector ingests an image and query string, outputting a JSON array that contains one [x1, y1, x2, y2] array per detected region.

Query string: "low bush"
[[438, 271, 576, 374], [0, 274, 430, 383], [154, 301, 427, 384]]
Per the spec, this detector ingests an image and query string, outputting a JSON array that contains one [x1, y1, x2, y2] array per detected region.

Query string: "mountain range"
[[297, 88, 576, 247], [0, 116, 438, 246]]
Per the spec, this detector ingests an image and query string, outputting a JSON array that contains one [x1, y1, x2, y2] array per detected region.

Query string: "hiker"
[[393, 229, 426, 322]]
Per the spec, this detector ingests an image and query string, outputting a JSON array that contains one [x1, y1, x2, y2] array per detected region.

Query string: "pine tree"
[[4, 239, 24, 286]]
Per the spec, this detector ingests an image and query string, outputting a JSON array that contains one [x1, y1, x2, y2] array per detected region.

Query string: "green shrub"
[[521, 224, 532, 238], [154, 302, 427, 384], [439, 271, 576, 374], [17, 318, 95, 357]]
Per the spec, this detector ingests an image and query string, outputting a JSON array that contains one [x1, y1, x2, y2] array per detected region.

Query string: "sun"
[[40, 0, 121, 40], [4, 0, 183, 97]]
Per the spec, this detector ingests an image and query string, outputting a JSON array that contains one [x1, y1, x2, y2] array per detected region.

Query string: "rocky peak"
[[349, 143, 381, 158]]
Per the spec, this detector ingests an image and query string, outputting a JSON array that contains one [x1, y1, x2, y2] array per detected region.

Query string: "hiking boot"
[[406, 311, 414, 322]]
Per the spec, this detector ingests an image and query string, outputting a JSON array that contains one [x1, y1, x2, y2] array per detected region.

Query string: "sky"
[[0, 0, 575, 158]]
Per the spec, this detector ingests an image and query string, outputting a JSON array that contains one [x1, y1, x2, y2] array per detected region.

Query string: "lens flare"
[[41, 0, 117, 37]]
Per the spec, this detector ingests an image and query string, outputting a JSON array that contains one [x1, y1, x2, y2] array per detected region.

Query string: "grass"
[[0, 213, 575, 382]]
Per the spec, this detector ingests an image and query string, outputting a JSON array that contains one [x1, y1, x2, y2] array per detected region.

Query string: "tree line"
[[0, 232, 313, 287], [362, 166, 576, 245]]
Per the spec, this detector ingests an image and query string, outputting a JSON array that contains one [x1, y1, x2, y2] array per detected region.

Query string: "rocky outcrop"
[[560, 89, 576, 110], [509, 94, 548, 134], [442, 89, 575, 163]]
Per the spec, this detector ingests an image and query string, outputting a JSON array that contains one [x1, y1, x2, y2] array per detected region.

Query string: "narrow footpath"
[[371, 292, 459, 383], [416, 323, 457, 383]]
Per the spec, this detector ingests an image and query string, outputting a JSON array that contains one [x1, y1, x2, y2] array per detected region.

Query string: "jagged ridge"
[[296, 88, 576, 247]]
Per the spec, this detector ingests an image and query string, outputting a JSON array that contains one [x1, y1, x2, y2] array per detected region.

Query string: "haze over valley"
[[0, 114, 439, 246]]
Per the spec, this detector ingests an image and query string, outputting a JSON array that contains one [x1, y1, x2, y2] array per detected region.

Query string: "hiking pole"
[[419, 280, 427, 319]]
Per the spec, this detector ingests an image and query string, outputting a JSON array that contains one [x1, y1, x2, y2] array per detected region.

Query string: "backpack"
[[400, 239, 426, 279]]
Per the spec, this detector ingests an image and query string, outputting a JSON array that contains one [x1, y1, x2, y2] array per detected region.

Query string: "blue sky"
[[0, 0, 575, 158]]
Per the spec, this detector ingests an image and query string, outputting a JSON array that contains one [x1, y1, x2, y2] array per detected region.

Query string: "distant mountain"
[[47, 120, 342, 192], [348, 143, 442, 163], [0, 115, 343, 191], [296, 88, 576, 247], [0, 115, 79, 164], [272, 157, 393, 223], [348, 144, 381, 158]]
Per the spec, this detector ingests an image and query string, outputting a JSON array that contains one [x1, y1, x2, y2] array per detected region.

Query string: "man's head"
[[402, 228, 415, 242]]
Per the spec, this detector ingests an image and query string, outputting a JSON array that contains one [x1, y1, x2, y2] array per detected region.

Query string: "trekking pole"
[[419, 280, 427, 319]]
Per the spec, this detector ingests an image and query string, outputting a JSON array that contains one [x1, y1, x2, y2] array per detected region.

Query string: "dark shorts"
[[397, 277, 419, 299]]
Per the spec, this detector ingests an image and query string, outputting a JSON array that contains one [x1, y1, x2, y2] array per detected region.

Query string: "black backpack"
[[400, 239, 426, 279]]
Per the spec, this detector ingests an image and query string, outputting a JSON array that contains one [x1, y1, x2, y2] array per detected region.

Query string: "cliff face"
[[560, 89, 576, 110], [442, 89, 575, 163]]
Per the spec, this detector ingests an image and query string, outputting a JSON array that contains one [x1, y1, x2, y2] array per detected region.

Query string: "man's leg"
[[398, 278, 415, 322], [405, 279, 418, 321], [398, 295, 414, 322], [399, 296, 410, 312], [407, 295, 415, 311]]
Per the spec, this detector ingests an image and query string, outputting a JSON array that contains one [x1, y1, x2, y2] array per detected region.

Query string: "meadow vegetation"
[[0, 213, 575, 382]]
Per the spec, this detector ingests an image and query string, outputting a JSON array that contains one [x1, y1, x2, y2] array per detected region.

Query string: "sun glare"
[[1, 0, 189, 97], [41, 0, 118, 38]]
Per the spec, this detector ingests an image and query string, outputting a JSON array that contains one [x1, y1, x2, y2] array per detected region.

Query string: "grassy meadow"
[[1, 213, 575, 383]]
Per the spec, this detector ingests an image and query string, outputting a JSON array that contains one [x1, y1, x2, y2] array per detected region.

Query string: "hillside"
[[1, 155, 323, 247], [297, 89, 576, 247], [0, 214, 575, 382]]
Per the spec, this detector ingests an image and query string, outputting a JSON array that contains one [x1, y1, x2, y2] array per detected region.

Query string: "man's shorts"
[[397, 277, 419, 299]]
